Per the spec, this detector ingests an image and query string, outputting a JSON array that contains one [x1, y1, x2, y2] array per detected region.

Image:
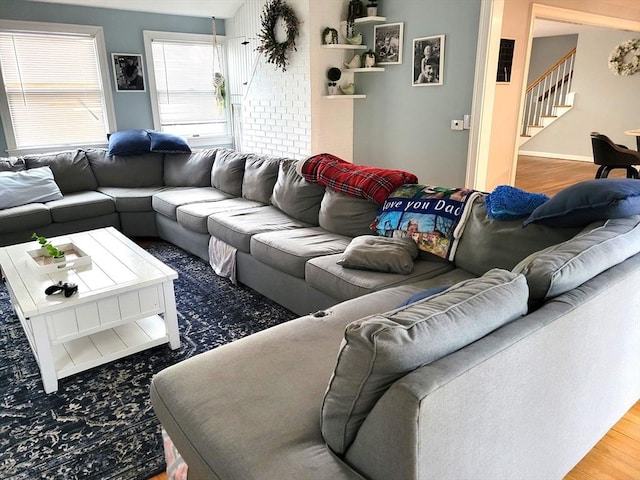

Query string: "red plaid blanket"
[[299, 153, 418, 204]]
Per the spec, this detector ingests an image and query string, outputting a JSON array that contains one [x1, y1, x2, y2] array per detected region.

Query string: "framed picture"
[[412, 35, 445, 86], [111, 53, 145, 92], [373, 22, 404, 65]]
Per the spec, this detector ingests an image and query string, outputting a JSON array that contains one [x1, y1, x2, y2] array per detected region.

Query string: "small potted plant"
[[32, 233, 65, 261]]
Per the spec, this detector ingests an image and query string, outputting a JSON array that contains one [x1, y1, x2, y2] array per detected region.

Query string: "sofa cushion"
[[242, 154, 281, 204], [319, 189, 379, 237], [0, 157, 25, 172], [251, 227, 352, 279], [23, 150, 97, 194], [207, 206, 311, 253], [272, 159, 326, 225], [164, 148, 217, 187], [524, 178, 640, 227], [107, 129, 151, 156], [177, 198, 264, 234], [455, 196, 581, 276], [306, 253, 455, 302], [0, 203, 51, 234], [0, 167, 63, 209], [210, 148, 247, 197], [514, 216, 640, 302], [45, 191, 116, 223], [338, 236, 419, 274], [149, 131, 191, 154], [86, 149, 164, 187], [98, 187, 167, 212], [320, 269, 528, 454], [153, 187, 230, 220]]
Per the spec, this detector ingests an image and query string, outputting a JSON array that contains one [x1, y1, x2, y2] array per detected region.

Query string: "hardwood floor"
[[514, 155, 626, 196], [148, 156, 639, 480]]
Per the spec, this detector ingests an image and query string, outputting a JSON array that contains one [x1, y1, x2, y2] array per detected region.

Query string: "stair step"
[[554, 104, 571, 108], [528, 124, 544, 128], [521, 134, 532, 138], [540, 115, 557, 118]]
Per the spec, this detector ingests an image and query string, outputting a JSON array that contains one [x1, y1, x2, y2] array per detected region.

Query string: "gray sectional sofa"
[[2, 147, 639, 479]]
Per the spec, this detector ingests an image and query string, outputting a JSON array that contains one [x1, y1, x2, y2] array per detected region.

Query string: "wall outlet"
[[451, 119, 464, 131]]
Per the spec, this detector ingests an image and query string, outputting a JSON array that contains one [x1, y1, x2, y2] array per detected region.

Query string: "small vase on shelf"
[[367, 1, 378, 16]]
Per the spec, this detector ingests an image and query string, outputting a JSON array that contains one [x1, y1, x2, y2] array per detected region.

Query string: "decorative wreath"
[[256, 0, 299, 72], [608, 38, 640, 76]]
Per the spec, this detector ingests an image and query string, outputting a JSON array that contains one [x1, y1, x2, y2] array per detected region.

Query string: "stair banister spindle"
[[553, 64, 560, 114]]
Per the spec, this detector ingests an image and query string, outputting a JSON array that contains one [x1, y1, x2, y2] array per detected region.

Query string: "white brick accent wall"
[[228, 0, 311, 159]]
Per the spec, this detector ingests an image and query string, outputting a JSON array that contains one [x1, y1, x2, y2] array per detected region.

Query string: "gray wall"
[[0, 0, 223, 154], [523, 27, 640, 157], [353, 0, 481, 186], [527, 34, 577, 85]]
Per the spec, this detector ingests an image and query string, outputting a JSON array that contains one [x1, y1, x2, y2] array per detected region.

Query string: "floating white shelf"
[[321, 44, 367, 50], [323, 94, 367, 99], [340, 16, 387, 25], [345, 67, 385, 73]]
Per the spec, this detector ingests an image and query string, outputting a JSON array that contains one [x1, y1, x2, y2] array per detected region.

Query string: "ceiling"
[[533, 19, 588, 38], [24, 0, 246, 18]]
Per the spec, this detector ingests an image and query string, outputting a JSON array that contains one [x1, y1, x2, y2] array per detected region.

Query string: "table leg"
[[163, 280, 181, 350], [31, 315, 59, 393]]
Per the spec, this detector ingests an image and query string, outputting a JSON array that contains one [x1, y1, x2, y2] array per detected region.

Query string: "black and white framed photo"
[[412, 35, 445, 86], [373, 22, 404, 65], [111, 53, 145, 92]]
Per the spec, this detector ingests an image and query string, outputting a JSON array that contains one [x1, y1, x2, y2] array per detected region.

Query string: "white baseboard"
[[519, 151, 592, 162]]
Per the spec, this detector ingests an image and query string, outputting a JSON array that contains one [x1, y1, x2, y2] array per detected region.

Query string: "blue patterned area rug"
[[0, 243, 297, 480]]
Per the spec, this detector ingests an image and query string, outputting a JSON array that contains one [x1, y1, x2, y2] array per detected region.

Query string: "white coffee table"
[[0, 227, 180, 393]]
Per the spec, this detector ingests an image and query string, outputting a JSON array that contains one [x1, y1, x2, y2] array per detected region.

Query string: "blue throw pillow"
[[107, 129, 151, 156], [396, 285, 450, 308], [149, 131, 191, 154], [524, 178, 640, 228]]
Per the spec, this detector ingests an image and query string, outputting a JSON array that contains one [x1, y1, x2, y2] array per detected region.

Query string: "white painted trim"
[[466, 0, 504, 191], [520, 151, 592, 162], [0, 20, 116, 153]]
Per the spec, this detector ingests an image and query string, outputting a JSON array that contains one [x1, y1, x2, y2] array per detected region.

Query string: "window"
[[144, 30, 230, 145], [0, 20, 115, 155]]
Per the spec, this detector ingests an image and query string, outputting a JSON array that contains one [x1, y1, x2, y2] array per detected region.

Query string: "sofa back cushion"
[[321, 269, 528, 455], [0, 166, 63, 209], [514, 216, 640, 303], [23, 150, 98, 194], [271, 159, 326, 225], [86, 149, 164, 187], [0, 157, 25, 172], [164, 148, 217, 187], [242, 154, 281, 204], [319, 189, 379, 237], [210, 148, 247, 197], [455, 196, 581, 276]]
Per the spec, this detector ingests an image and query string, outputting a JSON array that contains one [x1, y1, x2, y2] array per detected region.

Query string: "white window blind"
[[148, 37, 227, 138], [0, 28, 110, 151]]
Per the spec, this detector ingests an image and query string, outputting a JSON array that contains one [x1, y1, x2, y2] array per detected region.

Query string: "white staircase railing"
[[521, 48, 576, 139]]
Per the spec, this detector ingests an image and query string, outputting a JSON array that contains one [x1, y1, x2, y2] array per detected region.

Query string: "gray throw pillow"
[[164, 148, 217, 187], [319, 189, 379, 237], [23, 150, 98, 194], [242, 154, 281, 204], [321, 269, 528, 454], [271, 159, 325, 225], [210, 148, 248, 196], [513, 216, 640, 302], [338, 236, 418, 274]]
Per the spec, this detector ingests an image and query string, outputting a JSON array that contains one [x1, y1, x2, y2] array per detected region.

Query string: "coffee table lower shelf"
[[51, 315, 169, 378]]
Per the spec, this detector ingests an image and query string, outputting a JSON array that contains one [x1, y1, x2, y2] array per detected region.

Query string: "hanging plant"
[[608, 38, 640, 76], [256, 0, 299, 72]]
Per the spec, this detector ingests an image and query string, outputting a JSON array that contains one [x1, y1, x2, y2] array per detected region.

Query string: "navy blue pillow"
[[396, 285, 450, 308], [149, 131, 191, 153], [524, 178, 640, 228], [107, 129, 150, 156]]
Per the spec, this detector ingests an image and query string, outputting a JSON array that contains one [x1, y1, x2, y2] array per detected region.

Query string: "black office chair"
[[590, 132, 640, 179]]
